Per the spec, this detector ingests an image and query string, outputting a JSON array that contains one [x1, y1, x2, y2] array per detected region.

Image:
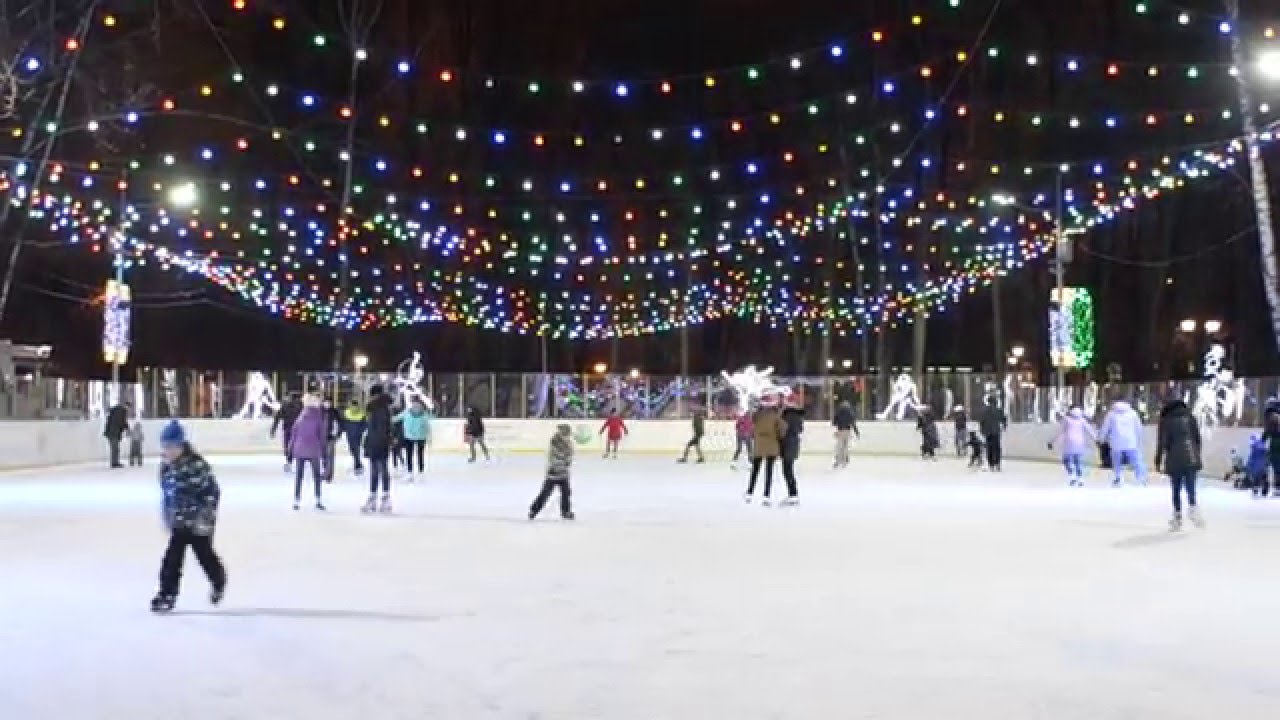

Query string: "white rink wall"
[[0, 417, 1258, 476]]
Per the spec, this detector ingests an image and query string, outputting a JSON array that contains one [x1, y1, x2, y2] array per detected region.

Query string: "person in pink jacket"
[[1049, 406, 1098, 486]]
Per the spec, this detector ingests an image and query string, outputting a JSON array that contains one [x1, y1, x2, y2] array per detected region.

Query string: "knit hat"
[[160, 420, 186, 446]]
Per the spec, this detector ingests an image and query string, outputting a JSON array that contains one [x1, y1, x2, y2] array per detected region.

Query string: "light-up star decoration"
[[235, 372, 279, 419], [722, 365, 791, 415], [879, 373, 923, 421], [1187, 344, 1245, 436]]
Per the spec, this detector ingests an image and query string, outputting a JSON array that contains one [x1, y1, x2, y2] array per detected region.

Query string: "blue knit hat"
[[160, 420, 186, 446]]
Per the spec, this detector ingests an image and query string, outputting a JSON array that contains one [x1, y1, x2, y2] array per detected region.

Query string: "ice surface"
[[3, 451, 1280, 719]]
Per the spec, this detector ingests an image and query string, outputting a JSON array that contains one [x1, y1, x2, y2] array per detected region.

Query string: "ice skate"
[[406, 472, 415, 484], [676, 457, 688, 463], [562, 512, 575, 521], [360, 495, 377, 514], [282, 461, 292, 473], [1190, 507, 1205, 529], [210, 585, 225, 606], [1112, 479, 1122, 488], [743, 493, 753, 504], [150, 593, 176, 614], [292, 500, 300, 511], [315, 501, 327, 512], [780, 496, 799, 508], [761, 497, 773, 507], [1169, 513, 1183, 532], [379, 494, 393, 514]]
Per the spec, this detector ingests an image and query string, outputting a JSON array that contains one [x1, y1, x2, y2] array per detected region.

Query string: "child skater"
[[362, 385, 394, 514], [967, 431, 985, 469], [1049, 406, 1097, 486], [128, 418, 145, 467], [1248, 434, 1270, 497], [529, 423, 575, 520], [287, 392, 328, 511], [151, 420, 226, 613], [732, 408, 754, 470], [917, 406, 940, 460], [677, 406, 707, 463], [599, 409, 628, 459]]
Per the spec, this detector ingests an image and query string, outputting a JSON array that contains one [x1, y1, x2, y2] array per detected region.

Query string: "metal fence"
[[2, 368, 1272, 430]]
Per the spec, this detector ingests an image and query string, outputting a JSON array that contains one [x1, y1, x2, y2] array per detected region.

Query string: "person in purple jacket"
[[1049, 406, 1098, 486], [288, 392, 329, 511]]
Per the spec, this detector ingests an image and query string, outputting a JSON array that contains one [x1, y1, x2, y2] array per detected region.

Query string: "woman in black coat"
[[1154, 399, 1204, 531]]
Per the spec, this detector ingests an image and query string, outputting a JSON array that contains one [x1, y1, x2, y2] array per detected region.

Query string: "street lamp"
[[1259, 50, 1280, 81], [353, 353, 369, 371], [592, 362, 608, 374], [1203, 319, 1223, 335], [168, 181, 199, 208], [629, 368, 640, 379], [1011, 345, 1026, 359], [1179, 319, 1198, 334]]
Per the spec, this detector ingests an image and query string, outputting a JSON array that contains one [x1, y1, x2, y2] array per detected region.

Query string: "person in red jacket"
[[599, 410, 628, 459], [732, 410, 754, 468]]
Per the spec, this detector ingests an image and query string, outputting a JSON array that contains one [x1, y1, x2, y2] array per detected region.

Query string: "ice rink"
[[3, 449, 1280, 719]]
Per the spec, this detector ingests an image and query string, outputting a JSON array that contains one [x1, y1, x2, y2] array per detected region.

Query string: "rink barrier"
[[0, 418, 1254, 477]]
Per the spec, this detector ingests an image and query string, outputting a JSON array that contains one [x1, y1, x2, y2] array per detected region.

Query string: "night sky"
[[1, 0, 1277, 379]]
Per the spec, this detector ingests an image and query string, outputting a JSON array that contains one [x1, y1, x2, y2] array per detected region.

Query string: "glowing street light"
[[1204, 320, 1224, 335], [353, 353, 369, 371], [1179, 319, 1198, 334], [628, 368, 640, 379], [168, 181, 199, 207], [1011, 345, 1026, 359], [1259, 50, 1280, 81], [592, 362, 608, 374]]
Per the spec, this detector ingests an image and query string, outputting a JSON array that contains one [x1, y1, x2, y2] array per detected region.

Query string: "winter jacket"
[[271, 398, 303, 436], [751, 406, 786, 458], [104, 405, 128, 440], [288, 401, 329, 461], [1051, 409, 1097, 456], [546, 429, 575, 479], [397, 408, 432, 442], [1155, 401, 1202, 476], [917, 415, 940, 450], [832, 403, 860, 435], [978, 404, 1007, 437], [781, 407, 805, 459], [466, 409, 486, 438], [735, 413, 754, 439], [159, 446, 219, 535], [600, 415, 628, 441], [364, 394, 394, 455], [1100, 401, 1143, 452]]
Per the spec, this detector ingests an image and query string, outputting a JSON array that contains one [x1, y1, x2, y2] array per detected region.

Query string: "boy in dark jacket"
[[978, 401, 1008, 471], [678, 407, 706, 463], [270, 392, 303, 472], [778, 404, 804, 505], [832, 401, 860, 468], [466, 407, 491, 463], [967, 431, 985, 469], [151, 421, 226, 613], [1155, 399, 1204, 531], [1247, 435, 1269, 496], [917, 407, 940, 460], [530, 424, 575, 520]]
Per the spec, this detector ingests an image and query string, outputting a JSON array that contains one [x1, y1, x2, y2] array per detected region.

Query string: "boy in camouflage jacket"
[[151, 421, 227, 613], [529, 424, 575, 520]]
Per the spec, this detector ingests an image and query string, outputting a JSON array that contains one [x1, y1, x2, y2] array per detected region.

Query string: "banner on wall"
[[102, 280, 132, 365]]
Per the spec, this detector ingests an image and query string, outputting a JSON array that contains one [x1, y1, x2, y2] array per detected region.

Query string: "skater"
[[951, 405, 969, 457], [1049, 406, 1097, 486], [916, 406, 940, 460], [978, 399, 1007, 471], [395, 398, 432, 481], [1264, 405, 1280, 497], [362, 385, 394, 513], [340, 398, 367, 477], [1154, 399, 1204, 531], [151, 420, 226, 613], [832, 400, 860, 468], [270, 392, 303, 472], [1248, 434, 1270, 497], [104, 401, 128, 468], [745, 398, 785, 504], [599, 409, 628, 459], [1100, 400, 1146, 486], [678, 406, 706, 463], [529, 423, 575, 520], [128, 417, 145, 467], [732, 409, 754, 467], [287, 393, 328, 510], [321, 396, 342, 483], [967, 431, 985, 469], [466, 406, 491, 462], [779, 400, 804, 505]]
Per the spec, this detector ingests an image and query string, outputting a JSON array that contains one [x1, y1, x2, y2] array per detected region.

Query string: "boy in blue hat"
[[151, 421, 226, 613]]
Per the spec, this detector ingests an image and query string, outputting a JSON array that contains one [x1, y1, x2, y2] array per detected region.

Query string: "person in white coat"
[[1100, 400, 1146, 486]]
